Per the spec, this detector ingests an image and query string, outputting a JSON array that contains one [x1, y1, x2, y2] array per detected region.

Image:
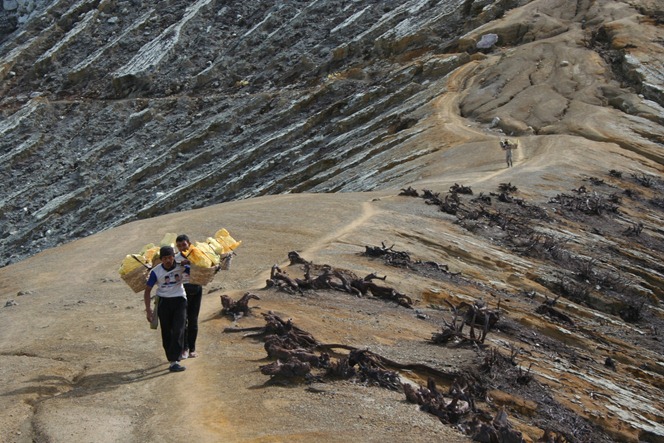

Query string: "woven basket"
[[189, 265, 218, 286], [121, 266, 149, 293]]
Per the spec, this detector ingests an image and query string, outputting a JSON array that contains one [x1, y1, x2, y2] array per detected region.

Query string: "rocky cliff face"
[[0, 0, 467, 265], [1, 0, 662, 267]]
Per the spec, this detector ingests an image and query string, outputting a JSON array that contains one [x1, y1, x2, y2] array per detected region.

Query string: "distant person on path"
[[175, 234, 203, 360], [500, 139, 518, 167], [144, 245, 189, 372]]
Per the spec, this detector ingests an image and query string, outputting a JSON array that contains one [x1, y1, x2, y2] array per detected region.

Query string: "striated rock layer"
[[2, 0, 661, 267]]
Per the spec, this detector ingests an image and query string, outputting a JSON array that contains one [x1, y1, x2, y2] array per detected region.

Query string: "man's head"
[[160, 246, 175, 268], [176, 234, 191, 253]]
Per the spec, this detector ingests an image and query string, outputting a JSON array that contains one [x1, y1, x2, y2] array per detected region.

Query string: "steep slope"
[[1, 0, 472, 265], [2, 0, 660, 267]]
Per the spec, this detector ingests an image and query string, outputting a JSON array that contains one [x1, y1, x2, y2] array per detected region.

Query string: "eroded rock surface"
[[2, 0, 659, 268]]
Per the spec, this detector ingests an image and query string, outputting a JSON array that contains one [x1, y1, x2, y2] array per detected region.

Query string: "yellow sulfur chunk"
[[144, 246, 161, 267], [185, 245, 214, 268], [194, 242, 220, 266], [206, 237, 225, 255], [119, 254, 148, 275], [214, 228, 242, 252], [160, 232, 177, 247]]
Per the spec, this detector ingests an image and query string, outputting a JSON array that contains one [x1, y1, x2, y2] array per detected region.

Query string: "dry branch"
[[220, 292, 260, 319], [432, 300, 499, 346], [267, 253, 414, 308]]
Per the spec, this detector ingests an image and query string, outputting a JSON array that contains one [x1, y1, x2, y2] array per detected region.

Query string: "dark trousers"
[[157, 296, 187, 362], [184, 283, 203, 352]]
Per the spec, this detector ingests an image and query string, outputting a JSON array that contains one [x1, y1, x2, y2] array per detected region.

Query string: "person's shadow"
[[2, 363, 168, 401]]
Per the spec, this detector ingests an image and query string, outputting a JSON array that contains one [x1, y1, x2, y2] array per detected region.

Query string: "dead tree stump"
[[220, 292, 260, 318]]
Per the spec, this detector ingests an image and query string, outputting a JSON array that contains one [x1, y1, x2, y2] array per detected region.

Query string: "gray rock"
[[0, 0, 661, 275], [477, 33, 498, 49], [3, 0, 19, 11]]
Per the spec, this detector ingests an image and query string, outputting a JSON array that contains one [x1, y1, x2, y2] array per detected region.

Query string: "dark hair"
[[160, 246, 175, 257], [176, 234, 190, 243]]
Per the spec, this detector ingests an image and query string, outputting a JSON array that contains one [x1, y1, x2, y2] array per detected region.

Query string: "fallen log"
[[466, 409, 526, 443], [399, 186, 419, 197], [264, 341, 329, 368], [450, 183, 473, 195], [288, 251, 310, 265], [432, 300, 499, 345], [403, 377, 471, 424], [266, 264, 302, 294]]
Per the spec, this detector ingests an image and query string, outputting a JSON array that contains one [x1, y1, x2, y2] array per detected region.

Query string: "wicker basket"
[[121, 266, 149, 293], [189, 265, 218, 286]]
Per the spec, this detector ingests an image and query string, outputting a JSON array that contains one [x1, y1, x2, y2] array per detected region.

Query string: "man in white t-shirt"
[[144, 246, 189, 372]]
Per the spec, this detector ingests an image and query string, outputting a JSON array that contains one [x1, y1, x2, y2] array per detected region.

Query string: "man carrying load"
[[144, 245, 189, 372], [175, 234, 204, 360], [500, 139, 518, 168]]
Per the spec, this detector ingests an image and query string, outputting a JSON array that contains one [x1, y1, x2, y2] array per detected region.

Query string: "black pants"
[[184, 283, 203, 352], [157, 296, 187, 362]]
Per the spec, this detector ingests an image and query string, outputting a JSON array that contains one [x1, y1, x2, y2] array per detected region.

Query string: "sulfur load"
[[119, 229, 240, 290], [119, 254, 151, 293], [187, 243, 217, 268], [119, 254, 149, 276], [214, 228, 242, 253]]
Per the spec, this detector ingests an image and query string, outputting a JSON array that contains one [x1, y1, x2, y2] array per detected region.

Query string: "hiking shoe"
[[169, 363, 186, 372], [188, 351, 198, 358], [181, 349, 189, 360]]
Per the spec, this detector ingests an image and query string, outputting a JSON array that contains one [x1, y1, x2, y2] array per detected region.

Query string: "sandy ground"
[[0, 191, 474, 443]]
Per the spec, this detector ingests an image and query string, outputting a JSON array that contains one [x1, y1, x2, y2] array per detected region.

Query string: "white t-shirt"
[[175, 251, 191, 284], [146, 263, 189, 298]]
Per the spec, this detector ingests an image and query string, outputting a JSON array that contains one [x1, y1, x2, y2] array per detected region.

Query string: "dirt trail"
[[431, 60, 491, 146], [173, 197, 390, 442]]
